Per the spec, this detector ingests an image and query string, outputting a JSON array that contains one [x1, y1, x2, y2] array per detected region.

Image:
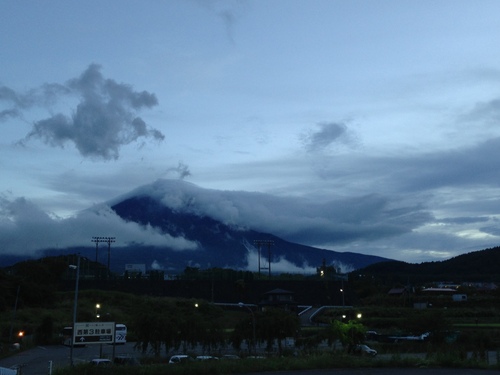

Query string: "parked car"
[[90, 359, 112, 366], [196, 355, 219, 361], [168, 355, 194, 364], [354, 344, 377, 356], [220, 354, 240, 360]]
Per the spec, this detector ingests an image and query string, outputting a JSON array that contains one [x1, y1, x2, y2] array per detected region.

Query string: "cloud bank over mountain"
[[0, 192, 198, 256], [0, 178, 432, 264]]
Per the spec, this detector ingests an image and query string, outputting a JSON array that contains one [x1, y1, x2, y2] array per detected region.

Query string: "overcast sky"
[[2, 0, 500, 267]]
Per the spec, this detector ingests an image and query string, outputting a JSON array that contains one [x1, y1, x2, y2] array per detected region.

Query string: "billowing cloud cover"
[[2, 1, 500, 269], [0, 194, 197, 255], [2, 64, 164, 160]]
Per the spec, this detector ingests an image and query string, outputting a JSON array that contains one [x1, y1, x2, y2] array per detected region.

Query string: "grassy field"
[[52, 350, 499, 375]]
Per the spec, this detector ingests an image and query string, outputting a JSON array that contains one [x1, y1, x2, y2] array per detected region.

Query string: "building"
[[124, 264, 146, 278], [259, 288, 298, 312]]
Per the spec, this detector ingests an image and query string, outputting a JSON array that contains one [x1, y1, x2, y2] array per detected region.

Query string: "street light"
[[340, 288, 345, 306], [238, 302, 256, 355], [96, 304, 101, 319], [69, 255, 81, 366]]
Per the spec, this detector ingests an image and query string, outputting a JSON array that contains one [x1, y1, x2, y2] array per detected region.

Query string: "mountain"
[[1, 179, 391, 274], [38, 179, 391, 274], [354, 246, 500, 283], [104, 194, 389, 273]]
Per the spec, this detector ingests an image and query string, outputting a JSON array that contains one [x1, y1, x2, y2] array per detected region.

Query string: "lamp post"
[[69, 255, 81, 366], [238, 302, 256, 355]]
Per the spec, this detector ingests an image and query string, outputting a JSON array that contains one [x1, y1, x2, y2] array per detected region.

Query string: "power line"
[[254, 240, 274, 277], [91, 236, 115, 278]]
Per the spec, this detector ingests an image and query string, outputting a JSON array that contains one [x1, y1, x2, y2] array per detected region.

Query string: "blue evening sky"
[[2, 0, 500, 267]]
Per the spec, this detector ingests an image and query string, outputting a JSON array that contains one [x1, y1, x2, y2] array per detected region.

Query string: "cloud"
[[1, 64, 164, 160], [243, 249, 316, 274], [0, 194, 197, 256], [122, 179, 433, 251], [164, 162, 192, 180], [461, 98, 500, 126], [301, 122, 357, 153], [192, 0, 246, 43], [242, 248, 354, 275]]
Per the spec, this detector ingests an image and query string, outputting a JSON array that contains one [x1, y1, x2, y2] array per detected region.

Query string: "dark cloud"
[[164, 162, 192, 180], [312, 136, 500, 196], [302, 122, 355, 153], [479, 225, 500, 236], [0, 83, 70, 114], [125, 179, 432, 250], [461, 98, 500, 125], [0, 108, 20, 121], [439, 216, 489, 225], [1, 64, 164, 160], [192, 0, 245, 43], [390, 137, 500, 193]]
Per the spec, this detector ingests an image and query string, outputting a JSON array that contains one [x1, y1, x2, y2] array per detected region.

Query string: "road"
[[0, 344, 498, 375], [0, 343, 138, 375]]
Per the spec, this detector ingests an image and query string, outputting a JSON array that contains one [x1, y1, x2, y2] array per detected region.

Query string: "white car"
[[196, 355, 219, 361], [221, 354, 240, 360], [90, 359, 112, 366], [168, 355, 194, 364], [354, 344, 377, 356]]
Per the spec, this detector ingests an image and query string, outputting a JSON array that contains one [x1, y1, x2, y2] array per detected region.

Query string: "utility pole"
[[254, 240, 274, 277], [9, 285, 20, 343], [70, 254, 80, 366], [91, 237, 116, 278]]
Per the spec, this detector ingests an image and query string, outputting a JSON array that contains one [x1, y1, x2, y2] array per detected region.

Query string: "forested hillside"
[[353, 246, 500, 284]]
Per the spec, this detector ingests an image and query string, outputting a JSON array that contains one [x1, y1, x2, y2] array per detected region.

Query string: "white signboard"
[[73, 322, 115, 345], [0, 367, 17, 375]]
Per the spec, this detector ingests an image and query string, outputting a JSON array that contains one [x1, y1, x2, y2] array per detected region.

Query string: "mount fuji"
[[10, 179, 392, 274]]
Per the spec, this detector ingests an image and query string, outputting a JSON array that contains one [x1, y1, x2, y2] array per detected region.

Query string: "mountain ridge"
[[0, 179, 393, 273], [1, 179, 499, 279], [354, 246, 500, 283], [105, 194, 390, 273]]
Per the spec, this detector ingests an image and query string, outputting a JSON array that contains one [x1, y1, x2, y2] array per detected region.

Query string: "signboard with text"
[[73, 322, 115, 345]]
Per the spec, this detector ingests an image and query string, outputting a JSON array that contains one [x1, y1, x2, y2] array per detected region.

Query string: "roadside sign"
[[73, 322, 115, 345]]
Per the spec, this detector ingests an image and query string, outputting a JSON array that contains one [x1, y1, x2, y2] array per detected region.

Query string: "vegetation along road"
[[242, 370, 500, 375]]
